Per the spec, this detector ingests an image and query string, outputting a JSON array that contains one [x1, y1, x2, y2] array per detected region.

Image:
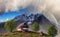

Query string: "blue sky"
[[0, 9, 31, 22]]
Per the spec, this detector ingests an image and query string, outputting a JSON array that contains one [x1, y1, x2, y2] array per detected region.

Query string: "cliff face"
[[38, 15, 53, 33]]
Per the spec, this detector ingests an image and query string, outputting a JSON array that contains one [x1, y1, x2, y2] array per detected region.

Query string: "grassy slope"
[[0, 31, 52, 37]]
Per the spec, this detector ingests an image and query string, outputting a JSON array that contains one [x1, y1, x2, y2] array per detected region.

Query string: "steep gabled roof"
[[16, 22, 29, 30]]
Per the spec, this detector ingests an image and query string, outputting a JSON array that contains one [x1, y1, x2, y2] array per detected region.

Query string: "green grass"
[[0, 31, 52, 37]]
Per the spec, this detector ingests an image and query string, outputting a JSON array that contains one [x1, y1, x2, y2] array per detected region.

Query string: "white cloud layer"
[[0, 0, 33, 12], [0, 0, 60, 14]]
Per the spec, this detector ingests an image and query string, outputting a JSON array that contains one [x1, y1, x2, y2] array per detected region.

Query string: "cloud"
[[0, 20, 4, 22], [6, 18, 9, 21], [0, 0, 60, 14], [0, 0, 32, 12], [0, 18, 9, 22]]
